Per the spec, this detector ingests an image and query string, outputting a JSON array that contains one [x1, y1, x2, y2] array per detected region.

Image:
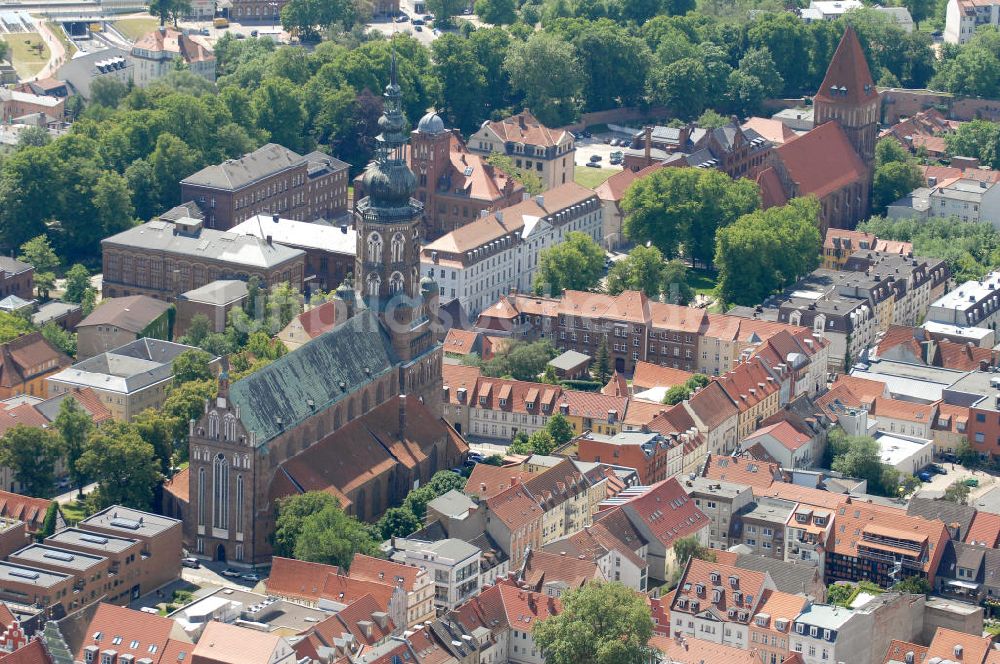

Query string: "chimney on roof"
[[535, 194, 545, 208], [511, 476, 519, 486], [481, 483, 487, 493], [272, 213, 279, 223], [399, 394, 407, 433]]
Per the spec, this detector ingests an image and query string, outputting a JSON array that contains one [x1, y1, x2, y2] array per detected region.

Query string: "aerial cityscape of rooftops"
[[2, 0, 1000, 662]]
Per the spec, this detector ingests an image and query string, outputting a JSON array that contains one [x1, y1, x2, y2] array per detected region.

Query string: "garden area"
[[8, 33, 50, 79], [112, 17, 160, 41], [574, 165, 616, 189]]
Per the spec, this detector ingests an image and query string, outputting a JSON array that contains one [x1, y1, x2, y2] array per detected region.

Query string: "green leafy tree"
[[485, 153, 544, 196], [63, 264, 92, 304], [173, 349, 214, 386], [162, 379, 216, 453], [17, 126, 51, 149], [746, 12, 813, 96], [509, 429, 556, 455], [133, 408, 180, 475], [505, 33, 584, 127], [89, 77, 128, 108], [648, 58, 709, 120], [475, 0, 517, 23], [944, 119, 1000, 170], [18, 235, 59, 298], [376, 506, 422, 539], [827, 583, 854, 607], [482, 339, 558, 381], [943, 479, 972, 505], [715, 197, 822, 306], [622, 168, 759, 267], [673, 535, 716, 567], [661, 260, 694, 305], [431, 36, 488, 133], [593, 338, 611, 384], [426, 0, 465, 25], [0, 425, 60, 497], [662, 384, 690, 405], [533, 582, 654, 664], [275, 492, 382, 567], [0, 313, 32, 344], [606, 245, 666, 297], [534, 231, 605, 295], [273, 491, 337, 557], [179, 314, 213, 348], [52, 397, 93, 496], [41, 322, 76, 358], [894, 576, 932, 594], [873, 160, 923, 214], [545, 413, 575, 446], [77, 422, 163, 511], [40, 501, 60, 537]]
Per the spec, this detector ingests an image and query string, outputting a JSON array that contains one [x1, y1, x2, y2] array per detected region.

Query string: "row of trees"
[[508, 412, 576, 456]]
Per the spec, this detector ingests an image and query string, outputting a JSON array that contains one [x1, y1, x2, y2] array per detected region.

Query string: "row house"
[[822, 229, 912, 271], [844, 250, 949, 329], [470, 378, 563, 443], [736, 497, 797, 560], [647, 404, 709, 478], [684, 381, 740, 456], [716, 357, 783, 440], [681, 477, 754, 551], [668, 558, 776, 650], [541, 518, 650, 591], [926, 270, 1000, 331], [522, 459, 607, 546], [421, 183, 602, 317], [348, 553, 436, 628], [477, 289, 818, 379], [576, 430, 689, 486], [484, 482, 543, 570], [751, 329, 830, 401]]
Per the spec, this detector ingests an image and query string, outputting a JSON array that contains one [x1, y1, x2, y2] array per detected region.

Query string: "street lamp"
[[267, 1, 279, 35]]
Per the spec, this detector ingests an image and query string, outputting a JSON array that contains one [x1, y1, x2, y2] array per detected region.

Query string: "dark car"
[[585, 162, 601, 168], [181, 557, 200, 569], [581, 130, 592, 138], [250, 29, 258, 37], [918, 471, 932, 482], [396, 14, 409, 21], [589, 154, 602, 162], [234, 32, 246, 39], [412, 17, 424, 24], [929, 464, 947, 475], [423, 13, 434, 19], [414, 24, 423, 30]]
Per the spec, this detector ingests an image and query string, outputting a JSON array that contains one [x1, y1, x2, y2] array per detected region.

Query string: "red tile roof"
[[442, 329, 480, 356], [594, 163, 665, 202], [296, 301, 340, 339], [632, 361, 694, 392], [321, 573, 397, 612], [825, 230, 912, 256], [650, 634, 762, 664], [623, 398, 669, 428], [833, 375, 887, 404], [671, 557, 769, 625], [702, 454, 781, 489], [882, 639, 928, 664], [814, 27, 877, 107], [775, 121, 868, 200], [743, 421, 812, 451], [453, 581, 561, 635], [965, 511, 1000, 548], [191, 621, 286, 664], [482, 111, 567, 148], [163, 466, 189, 505], [560, 390, 627, 422], [308, 593, 394, 647], [74, 603, 185, 664], [0, 332, 71, 389], [873, 397, 934, 424], [743, 117, 797, 145], [0, 640, 53, 664], [466, 463, 534, 500], [521, 549, 603, 590], [757, 167, 789, 209], [442, 363, 480, 405], [0, 490, 55, 531], [485, 482, 543, 532], [686, 381, 738, 430], [0, 404, 48, 436], [349, 553, 421, 593], [616, 478, 708, 549], [601, 372, 629, 397], [926, 627, 995, 664], [266, 557, 341, 602], [715, 358, 780, 415], [133, 27, 214, 64]]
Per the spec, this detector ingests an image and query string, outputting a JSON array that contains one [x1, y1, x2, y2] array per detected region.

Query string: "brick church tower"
[[813, 27, 880, 167]]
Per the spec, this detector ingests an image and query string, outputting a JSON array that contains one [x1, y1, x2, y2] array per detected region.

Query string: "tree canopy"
[[534, 231, 606, 295], [274, 492, 381, 568]]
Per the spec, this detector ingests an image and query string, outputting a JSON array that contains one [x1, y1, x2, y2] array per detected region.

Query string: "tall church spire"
[[813, 27, 879, 165]]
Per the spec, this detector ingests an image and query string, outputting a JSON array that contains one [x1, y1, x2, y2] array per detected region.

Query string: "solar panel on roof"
[[110, 518, 142, 530], [9, 568, 39, 580], [43, 551, 75, 562], [80, 534, 109, 544]]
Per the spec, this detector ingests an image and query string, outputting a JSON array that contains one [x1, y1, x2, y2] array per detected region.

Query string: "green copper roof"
[[229, 309, 397, 447]]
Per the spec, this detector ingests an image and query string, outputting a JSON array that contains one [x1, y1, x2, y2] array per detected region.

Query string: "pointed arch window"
[[208, 412, 219, 439], [391, 232, 406, 263], [367, 273, 381, 297], [389, 271, 404, 294], [235, 474, 244, 534], [198, 467, 206, 526], [213, 453, 229, 530], [367, 232, 383, 260], [223, 414, 236, 441]]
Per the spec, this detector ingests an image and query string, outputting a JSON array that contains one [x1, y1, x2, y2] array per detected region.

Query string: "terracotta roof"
[[686, 381, 738, 430], [0, 640, 53, 664], [754, 589, 808, 626], [78, 295, 172, 333], [453, 581, 561, 635], [921, 165, 1000, 185], [442, 329, 479, 356], [0, 403, 49, 436], [544, 519, 647, 570], [702, 454, 780, 490], [873, 397, 933, 423], [601, 372, 629, 397], [743, 421, 812, 452], [825, 229, 913, 256], [650, 634, 761, 664], [560, 390, 626, 422], [73, 603, 184, 664], [832, 375, 887, 404], [814, 27, 877, 107], [163, 467, 189, 505], [593, 163, 664, 202], [349, 554, 421, 593], [623, 398, 668, 428], [882, 639, 928, 664], [814, 383, 863, 421], [471, 376, 564, 416], [42, 388, 113, 425], [742, 117, 797, 145], [926, 627, 995, 664], [632, 362, 694, 391], [267, 557, 341, 602], [876, 325, 925, 359], [321, 573, 397, 612], [484, 482, 542, 532], [936, 340, 999, 371], [481, 110, 567, 148], [0, 490, 54, 531], [308, 593, 394, 647], [965, 511, 1000, 548], [0, 604, 15, 629], [756, 167, 789, 209], [445, 134, 522, 203], [671, 557, 769, 625], [466, 463, 534, 500], [133, 27, 214, 64], [0, 332, 71, 389], [296, 301, 340, 339], [757, 482, 848, 510], [715, 358, 780, 415], [774, 121, 869, 199], [616, 478, 708, 549], [521, 549, 603, 590], [191, 621, 287, 664], [442, 363, 480, 405], [648, 302, 707, 334]]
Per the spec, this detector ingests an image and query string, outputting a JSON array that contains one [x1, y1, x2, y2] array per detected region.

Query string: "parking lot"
[[915, 462, 997, 500], [573, 134, 628, 170]]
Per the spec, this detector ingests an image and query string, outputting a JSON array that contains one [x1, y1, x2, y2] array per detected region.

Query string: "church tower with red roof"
[[813, 27, 880, 167]]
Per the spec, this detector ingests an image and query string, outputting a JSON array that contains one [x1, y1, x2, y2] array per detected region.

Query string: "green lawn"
[[574, 166, 616, 189], [47, 22, 77, 60], [113, 17, 160, 41], [687, 268, 718, 296], [7, 33, 50, 79], [60, 500, 86, 525]]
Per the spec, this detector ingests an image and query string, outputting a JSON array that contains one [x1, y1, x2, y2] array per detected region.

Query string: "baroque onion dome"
[[361, 50, 418, 208]]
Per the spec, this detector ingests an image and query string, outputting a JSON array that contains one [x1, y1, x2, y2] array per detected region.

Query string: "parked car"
[[917, 471, 932, 482], [581, 130, 592, 138], [233, 32, 246, 39], [414, 24, 423, 30], [929, 464, 947, 475], [965, 478, 980, 487], [241, 572, 261, 582], [603, 137, 612, 144], [585, 162, 601, 168], [609, 158, 622, 165], [396, 14, 409, 21], [423, 13, 434, 19], [200, 27, 210, 35], [940, 452, 958, 463], [181, 557, 201, 569], [221, 568, 243, 578], [412, 18, 424, 24], [589, 154, 602, 162]]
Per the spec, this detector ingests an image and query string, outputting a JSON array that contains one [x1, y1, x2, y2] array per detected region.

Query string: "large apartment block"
[[180, 143, 349, 230], [422, 183, 602, 317]]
